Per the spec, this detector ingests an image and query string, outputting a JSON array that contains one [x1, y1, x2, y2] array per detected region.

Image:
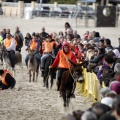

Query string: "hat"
[[109, 81, 120, 95], [101, 97, 113, 107], [82, 41, 88, 45]]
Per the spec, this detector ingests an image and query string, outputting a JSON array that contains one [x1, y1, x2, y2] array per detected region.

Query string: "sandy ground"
[[0, 16, 120, 120]]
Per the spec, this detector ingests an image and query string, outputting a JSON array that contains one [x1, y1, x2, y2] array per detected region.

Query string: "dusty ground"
[[0, 16, 120, 120]]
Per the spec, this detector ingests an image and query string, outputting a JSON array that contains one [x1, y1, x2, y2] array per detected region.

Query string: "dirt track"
[[0, 16, 120, 120]]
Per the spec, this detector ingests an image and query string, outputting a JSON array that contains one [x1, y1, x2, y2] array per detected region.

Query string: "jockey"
[[0, 69, 16, 90], [49, 42, 77, 96], [25, 35, 41, 67], [40, 35, 58, 76], [4, 33, 16, 70]]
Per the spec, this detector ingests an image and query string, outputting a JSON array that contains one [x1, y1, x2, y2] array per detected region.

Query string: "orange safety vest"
[[58, 50, 72, 68], [1, 71, 12, 86], [4, 38, 12, 48], [43, 41, 55, 53], [30, 39, 38, 50]]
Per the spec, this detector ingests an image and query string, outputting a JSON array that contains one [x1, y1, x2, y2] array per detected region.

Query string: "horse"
[[60, 60, 84, 107], [2, 45, 23, 77], [28, 51, 39, 82]]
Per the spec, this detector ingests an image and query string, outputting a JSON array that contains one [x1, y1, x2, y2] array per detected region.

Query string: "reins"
[[63, 53, 78, 82]]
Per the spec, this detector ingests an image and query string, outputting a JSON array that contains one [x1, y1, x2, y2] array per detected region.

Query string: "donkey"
[[2, 45, 22, 77], [42, 46, 58, 89], [60, 60, 84, 107], [28, 51, 39, 82], [42, 54, 57, 89]]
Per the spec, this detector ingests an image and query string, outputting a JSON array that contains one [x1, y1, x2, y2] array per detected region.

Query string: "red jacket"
[[52, 42, 77, 68]]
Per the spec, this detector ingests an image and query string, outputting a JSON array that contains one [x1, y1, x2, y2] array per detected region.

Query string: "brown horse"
[[28, 51, 39, 82], [60, 60, 84, 107], [2, 45, 23, 77]]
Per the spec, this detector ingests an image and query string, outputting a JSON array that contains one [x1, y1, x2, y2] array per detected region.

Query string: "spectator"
[[100, 87, 111, 98], [99, 114, 116, 120], [101, 97, 113, 108], [105, 91, 117, 98], [112, 99, 120, 120], [40, 27, 49, 39], [81, 111, 97, 120], [109, 81, 120, 95], [73, 30, 80, 39], [93, 32, 100, 43], [104, 39, 113, 53], [14, 26, 24, 41]]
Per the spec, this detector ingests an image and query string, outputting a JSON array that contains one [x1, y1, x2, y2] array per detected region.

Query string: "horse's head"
[[69, 60, 84, 83], [2, 45, 9, 58]]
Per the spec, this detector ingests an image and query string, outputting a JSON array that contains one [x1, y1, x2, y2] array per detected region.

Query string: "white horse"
[[2, 45, 23, 77]]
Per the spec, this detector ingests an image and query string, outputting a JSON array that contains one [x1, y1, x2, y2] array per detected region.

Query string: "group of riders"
[[0, 22, 120, 98]]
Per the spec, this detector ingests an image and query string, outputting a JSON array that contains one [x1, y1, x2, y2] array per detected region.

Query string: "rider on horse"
[[49, 42, 77, 96], [25, 35, 41, 68], [4, 33, 16, 70], [40, 35, 58, 77]]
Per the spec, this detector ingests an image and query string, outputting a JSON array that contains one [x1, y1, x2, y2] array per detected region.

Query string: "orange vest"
[[1, 71, 12, 86], [58, 50, 72, 68], [30, 39, 38, 50], [43, 41, 55, 53], [4, 38, 12, 48]]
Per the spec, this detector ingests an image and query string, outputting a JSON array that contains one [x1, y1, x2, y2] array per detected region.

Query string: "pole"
[[85, 2, 88, 27], [101, 0, 104, 6], [39, 0, 42, 10], [106, 0, 109, 6]]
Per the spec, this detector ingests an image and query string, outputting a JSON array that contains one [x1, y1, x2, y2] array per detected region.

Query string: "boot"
[[41, 68, 44, 77]]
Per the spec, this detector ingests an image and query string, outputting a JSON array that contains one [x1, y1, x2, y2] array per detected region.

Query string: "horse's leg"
[[62, 91, 66, 107], [36, 65, 39, 82], [20, 63, 24, 79], [29, 70, 31, 82], [66, 91, 71, 107], [33, 71, 35, 82], [50, 75, 54, 89]]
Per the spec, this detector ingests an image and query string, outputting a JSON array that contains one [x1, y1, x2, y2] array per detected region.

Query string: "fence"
[[76, 68, 101, 103]]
